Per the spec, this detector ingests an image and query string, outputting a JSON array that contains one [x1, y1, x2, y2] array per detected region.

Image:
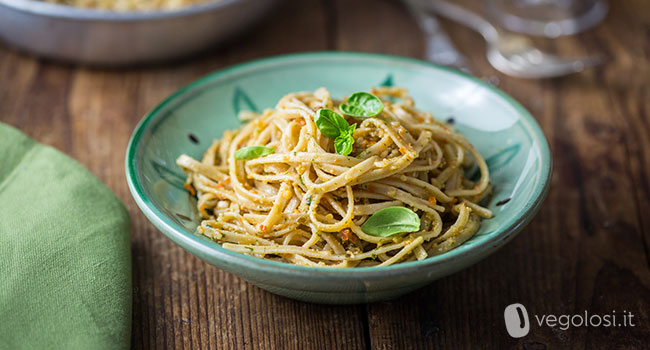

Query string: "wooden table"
[[2, 0, 649, 348]]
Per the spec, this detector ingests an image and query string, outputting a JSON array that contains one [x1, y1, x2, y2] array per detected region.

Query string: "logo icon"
[[504, 303, 530, 338]]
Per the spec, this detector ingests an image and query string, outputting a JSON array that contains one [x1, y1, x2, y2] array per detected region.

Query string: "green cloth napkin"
[[0, 123, 132, 349]]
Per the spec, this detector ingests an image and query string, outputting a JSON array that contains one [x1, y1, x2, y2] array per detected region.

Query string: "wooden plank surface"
[[1, 0, 649, 348]]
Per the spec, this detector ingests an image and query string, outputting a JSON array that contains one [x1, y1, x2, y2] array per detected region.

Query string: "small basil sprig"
[[234, 145, 275, 160], [361, 207, 420, 237], [315, 108, 356, 156], [340, 92, 384, 119]]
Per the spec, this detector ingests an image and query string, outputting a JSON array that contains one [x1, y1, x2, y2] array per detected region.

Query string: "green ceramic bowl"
[[126, 52, 552, 304]]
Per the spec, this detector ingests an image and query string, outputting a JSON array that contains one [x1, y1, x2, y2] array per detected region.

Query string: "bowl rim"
[[125, 51, 553, 278], [0, 0, 250, 20]]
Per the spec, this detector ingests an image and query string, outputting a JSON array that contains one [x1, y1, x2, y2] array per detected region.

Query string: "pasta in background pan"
[[44, 0, 220, 11], [177, 87, 492, 268]]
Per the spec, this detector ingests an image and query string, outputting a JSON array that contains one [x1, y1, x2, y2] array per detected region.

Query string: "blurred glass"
[[485, 0, 608, 38]]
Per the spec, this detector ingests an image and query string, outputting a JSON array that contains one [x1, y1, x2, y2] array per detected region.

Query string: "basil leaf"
[[334, 124, 356, 156], [361, 207, 420, 237], [234, 146, 275, 160], [315, 108, 349, 138], [334, 135, 353, 156], [340, 92, 384, 119]]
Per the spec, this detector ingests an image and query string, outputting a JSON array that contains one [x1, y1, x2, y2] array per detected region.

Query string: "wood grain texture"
[[1, 0, 649, 348]]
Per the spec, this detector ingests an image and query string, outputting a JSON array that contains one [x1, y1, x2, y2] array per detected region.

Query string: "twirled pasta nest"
[[178, 87, 492, 268]]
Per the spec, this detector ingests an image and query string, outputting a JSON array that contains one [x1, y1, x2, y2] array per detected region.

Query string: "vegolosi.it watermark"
[[504, 303, 636, 338]]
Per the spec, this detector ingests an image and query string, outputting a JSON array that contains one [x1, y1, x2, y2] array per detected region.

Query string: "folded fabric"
[[0, 123, 132, 349]]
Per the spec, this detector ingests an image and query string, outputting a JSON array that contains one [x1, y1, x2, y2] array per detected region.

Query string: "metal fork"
[[415, 0, 603, 78]]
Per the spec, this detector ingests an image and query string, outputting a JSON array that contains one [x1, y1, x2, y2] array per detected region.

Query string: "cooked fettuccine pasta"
[[177, 87, 492, 268]]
